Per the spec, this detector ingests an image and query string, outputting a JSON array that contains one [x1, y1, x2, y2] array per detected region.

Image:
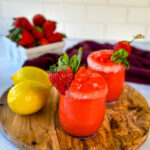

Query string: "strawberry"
[[49, 48, 82, 95], [9, 28, 35, 46], [49, 67, 73, 94], [25, 44, 35, 49], [48, 33, 64, 43], [43, 21, 56, 38], [38, 38, 49, 45], [114, 34, 144, 54], [112, 34, 144, 69], [114, 41, 132, 54], [33, 14, 46, 27], [13, 17, 33, 31], [32, 26, 44, 40]]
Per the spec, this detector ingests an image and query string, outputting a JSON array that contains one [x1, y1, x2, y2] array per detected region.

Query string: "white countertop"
[[0, 38, 150, 150]]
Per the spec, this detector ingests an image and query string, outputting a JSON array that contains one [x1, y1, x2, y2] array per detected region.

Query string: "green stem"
[[128, 34, 145, 44]]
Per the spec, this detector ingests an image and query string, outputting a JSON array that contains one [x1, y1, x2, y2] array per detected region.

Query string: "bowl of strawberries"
[[7, 14, 66, 59]]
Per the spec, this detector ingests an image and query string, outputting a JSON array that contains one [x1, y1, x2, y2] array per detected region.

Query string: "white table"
[[0, 38, 150, 150]]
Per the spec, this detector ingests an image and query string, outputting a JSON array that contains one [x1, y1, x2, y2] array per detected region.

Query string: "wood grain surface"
[[0, 84, 150, 150]]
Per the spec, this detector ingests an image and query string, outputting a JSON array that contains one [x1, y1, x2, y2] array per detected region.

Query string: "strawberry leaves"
[[49, 48, 82, 74], [111, 49, 130, 69], [8, 28, 23, 44]]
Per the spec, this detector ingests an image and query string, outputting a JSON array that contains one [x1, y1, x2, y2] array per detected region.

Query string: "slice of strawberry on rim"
[[49, 48, 82, 95]]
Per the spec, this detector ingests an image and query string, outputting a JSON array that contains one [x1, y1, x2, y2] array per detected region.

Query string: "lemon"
[[7, 80, 49, 115], [11, 66, 51, 88]]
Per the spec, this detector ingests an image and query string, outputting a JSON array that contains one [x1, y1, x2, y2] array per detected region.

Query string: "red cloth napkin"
[[23, 41, 150, 85]]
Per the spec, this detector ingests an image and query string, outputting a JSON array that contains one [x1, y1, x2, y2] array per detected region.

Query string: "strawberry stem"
[[128, 34, 145, 44], [61, 33, 67, 38]]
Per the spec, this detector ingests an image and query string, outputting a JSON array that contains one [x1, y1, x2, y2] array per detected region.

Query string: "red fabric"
[[23, 40, 150, 85]]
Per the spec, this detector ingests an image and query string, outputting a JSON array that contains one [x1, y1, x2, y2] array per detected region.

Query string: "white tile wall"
[[86, 6, 127, 23], [0, 0, 150, 41], [44, 4, 85, 22], [105, 24, 146, 40], [108, 0, 150, 6], [1, 1, 43, 19], [0, 18, 12, 35], [65, 0, 107, 4], [0, 2, 2, 18], [55, 22, 65, 33], [128, 8, 150, 24], [65, 22, 104, 39], [146, 27, 150, 39]]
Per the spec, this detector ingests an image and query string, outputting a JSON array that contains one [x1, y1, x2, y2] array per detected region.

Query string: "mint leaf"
[[75, 47, 82, 72], [69, 47, 82, 73], [49, 65, 67, 73], [58, 53, 69, 67], [49, 48, 82, 74], [112, 49, 128, 59], [122, 59, 130, 70], [50, 53, 69, 73], [120, 49, 128, 58], [69, 55, 78, 73], [111, 53, 118, 61], [49, 64, 57, 73], [114, 58, 122, 63], [111, 49, 130, 69]]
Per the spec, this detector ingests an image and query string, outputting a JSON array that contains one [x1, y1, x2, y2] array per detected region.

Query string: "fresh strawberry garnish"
[[49, 67, 73, 94], [32, 26, 44, 40], [49, 48, 82, 95], [38, 38, 49, 45], [114, 41, 132, 54], [8, 28, 35, 46], [112, 34, 145, 69], [43, 21, 56, 38], [33, 14, 46, 27], [13, 17, 33, 31], [48, 32, 66, 43], [114, 34, 144, 54]]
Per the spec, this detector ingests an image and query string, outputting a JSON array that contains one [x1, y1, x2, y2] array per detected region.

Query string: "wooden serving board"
[[0, 84, 150, 150]]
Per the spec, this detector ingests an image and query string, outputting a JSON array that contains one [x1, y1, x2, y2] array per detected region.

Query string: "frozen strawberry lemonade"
[[87, 35, 143, 103], [87, 50, 126, 103], [59, 67, 107, 137], [49, 49, 108, 137]]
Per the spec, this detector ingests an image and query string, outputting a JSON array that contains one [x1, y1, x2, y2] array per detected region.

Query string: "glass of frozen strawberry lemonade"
[[87, 50, 126, 104], [59, 67, 107, 137], [49, 48, 108, 137]]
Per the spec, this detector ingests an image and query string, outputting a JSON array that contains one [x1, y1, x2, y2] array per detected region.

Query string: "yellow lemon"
[[11, 66, 51, 88], [7, 80, 49, 115]]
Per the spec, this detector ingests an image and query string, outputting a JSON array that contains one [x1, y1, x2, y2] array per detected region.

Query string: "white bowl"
[[1, 37, 65, 65], [26, 41, 65, 59]]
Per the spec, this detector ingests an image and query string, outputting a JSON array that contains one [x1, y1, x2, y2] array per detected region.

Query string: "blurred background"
[[0, 0, 150, 41]]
